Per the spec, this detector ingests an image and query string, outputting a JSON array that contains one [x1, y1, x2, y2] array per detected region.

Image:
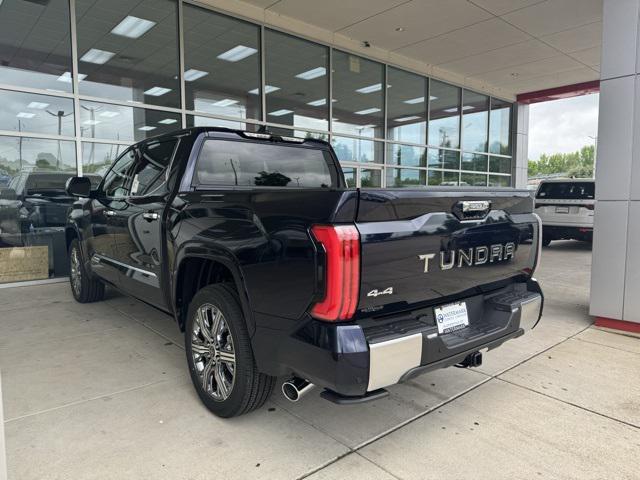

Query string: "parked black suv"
[[64, 127, 543, 418]]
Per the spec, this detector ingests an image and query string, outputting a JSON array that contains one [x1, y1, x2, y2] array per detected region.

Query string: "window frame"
[[97, 147, 138, 199], [128, 138, 180, 198]]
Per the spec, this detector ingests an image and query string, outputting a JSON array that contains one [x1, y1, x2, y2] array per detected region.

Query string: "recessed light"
[[394, 116, 421, 122], [80, 48, 116, 64], [27, 102, 49, 109], [268, 109, 293, 117], [354, 107, 381, 115], [211, 99, 239, 107], [307, 98, 326, 106], [249, 85, 279, 95], [138, 126, 156, 131], [395, 27, 405, 32], [16, 112, 35, 119], [356, 83, 382, 94], [111, 16, 156, 39], [461, 105, 474, 111], [359, 124, 376, 129], [57, 72, 87, 83], [443, 107, 459, 113], [82, 120, 101, 125], [98, 111, 120, 118], [158, 118, 178, 124], [184, 69, 209, 81], [295, 67, 326, 80], [217, 45, 258, 62], [403, 96, 424, 104], [144, 86, 171, 96]]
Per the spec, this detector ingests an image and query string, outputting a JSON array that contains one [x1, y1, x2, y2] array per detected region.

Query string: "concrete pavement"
[[1, 240, 639, 479]]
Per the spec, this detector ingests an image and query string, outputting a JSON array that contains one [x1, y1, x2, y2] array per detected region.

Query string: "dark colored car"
[[64, 127, 543, 418]]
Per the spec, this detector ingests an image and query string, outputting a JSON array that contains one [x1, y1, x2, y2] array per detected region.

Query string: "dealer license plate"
[[555, 206, 570, 213], [434, 302, 469, 335]]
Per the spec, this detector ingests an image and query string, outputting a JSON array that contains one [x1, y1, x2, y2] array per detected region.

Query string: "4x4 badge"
[[367, 287, 394, 297]]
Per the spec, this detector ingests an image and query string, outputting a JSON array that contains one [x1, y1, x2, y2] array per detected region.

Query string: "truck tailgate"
[[355, 189, 538, 316]]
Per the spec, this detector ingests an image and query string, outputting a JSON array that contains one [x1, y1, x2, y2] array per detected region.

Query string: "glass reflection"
[[489, 156, 511, 174], [489, 175, 511, 187], [428, 80, 460, 148], [490, 98, 512, 155], [428, 169, 459, 186], [0, 0, 73, 92], [387, 144, 426, 168], [184, 4, 261, 120], [461, 153, 488, 172], [79, 101, 180, 142], [427, 148, 460, 170], [75, 0, 180, 108], [462, 90, 489, 153], [81, 142, 127, 178], [343, 167, 356, 188], [332, 51, 384, 138], [387, 67, 427, 144], [265, 30, 329, 131], [0, 90, 74, 137], [361, 168, 382, 188], [332, 136, 382, 164], [386, 168, 426, 187], [460, 172, 487, 187]]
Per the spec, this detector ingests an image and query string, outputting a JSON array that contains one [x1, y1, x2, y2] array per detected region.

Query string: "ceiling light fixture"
[[295, 67, 326, 80], [356, 83, 382, 94], [307, 98, 326, 106], [184, 69, 209, 81], [144, 86, 171, 96], [82, 120, 101, 125], [57, 72, 87, 83], [268, 109, 293, 117], [16, 112, 35, 119], [217, 45, 258, 62], [394, 116, 421, 122], [249, 85, 279, 95], [403, 96, 424, 104], [138, 125, 156, 131], [354, 107, 381, 115], [80, 48, 116, 64], [212, 99, 239, 107], [158, 118, 178, 124], [27, 102, 49, 109], [99, 111, 120, 118], [111, 16, 156, 39]]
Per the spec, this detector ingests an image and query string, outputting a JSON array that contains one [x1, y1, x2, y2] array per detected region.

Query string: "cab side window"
[[129, 139, 177, 197], [101, 148, 136, 198]]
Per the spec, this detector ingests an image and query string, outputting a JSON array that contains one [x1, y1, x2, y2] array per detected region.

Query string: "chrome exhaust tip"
[[282, 378, 314, 402]]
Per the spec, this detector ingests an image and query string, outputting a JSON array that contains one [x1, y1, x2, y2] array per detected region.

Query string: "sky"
[[528, 93, 599, 161]]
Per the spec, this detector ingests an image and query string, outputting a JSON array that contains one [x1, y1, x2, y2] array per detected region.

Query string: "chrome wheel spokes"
[[191, 303, 236, 401], [70, 247, 82, 296]]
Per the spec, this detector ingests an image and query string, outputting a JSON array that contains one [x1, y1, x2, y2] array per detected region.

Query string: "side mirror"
[[65, 176, 92, 197], [0, 188, 17, 200]]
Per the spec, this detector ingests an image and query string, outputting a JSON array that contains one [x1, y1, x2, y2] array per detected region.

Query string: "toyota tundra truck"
[[64, 127, 544, 418]]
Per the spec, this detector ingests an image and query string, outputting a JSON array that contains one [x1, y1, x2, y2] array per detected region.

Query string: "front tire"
[[69, 238, 105, 303], [185, 284, 275, 418]]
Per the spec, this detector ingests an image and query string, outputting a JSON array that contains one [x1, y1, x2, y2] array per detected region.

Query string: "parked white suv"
[[534, 179, 595, 246]]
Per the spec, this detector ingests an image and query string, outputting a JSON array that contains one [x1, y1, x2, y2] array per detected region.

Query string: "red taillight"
[[310, 225, 360, 321]]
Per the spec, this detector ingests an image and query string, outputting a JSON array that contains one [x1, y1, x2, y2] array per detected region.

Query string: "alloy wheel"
[[191, 303, 236, 401], [70, 247, 82, 297]]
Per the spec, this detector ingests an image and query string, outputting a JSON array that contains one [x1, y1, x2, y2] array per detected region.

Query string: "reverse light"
[[310, 225, 360, 321]]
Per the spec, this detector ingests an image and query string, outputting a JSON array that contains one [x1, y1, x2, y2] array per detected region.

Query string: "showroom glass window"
[[332, 136, 383, 164], [489, 98, 512, 155], [428, 80, 460, 149], [0, 90, 75, 137], [265, 30, 329, 131], [387, 68, 427, 144], [0, 0, 73, 92], [332, 51, 384, 138], [183, 4, 261, 120], [462, 90, 489, 153], [75, 0, 180, 108]]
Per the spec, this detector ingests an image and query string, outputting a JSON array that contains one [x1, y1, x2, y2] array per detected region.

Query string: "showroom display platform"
[[1, 241, 639, 479]]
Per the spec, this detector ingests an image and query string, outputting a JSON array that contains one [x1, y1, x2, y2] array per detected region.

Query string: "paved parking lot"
[[1, 241, 639, 479]]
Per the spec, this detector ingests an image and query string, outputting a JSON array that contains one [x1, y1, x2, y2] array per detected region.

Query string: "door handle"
[[104, 210, 116, 216], [142, 212, 159, 221]]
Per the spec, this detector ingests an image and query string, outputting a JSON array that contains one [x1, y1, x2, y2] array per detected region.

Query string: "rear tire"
[[185, 284, 275, 418], [69, 238, 105, 303]]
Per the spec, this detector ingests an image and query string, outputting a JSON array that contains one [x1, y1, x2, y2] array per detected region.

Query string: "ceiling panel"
[[500, 66, 599, 93], [395, 17, 531, 66], [265, 0, 408, 32], [568, 46, 601, 68], [469, 0, 546, 15], [540, 21, 602, 53], [502, 0, 603, 37], [439, 39, 559, 76], [474, 55, 587, 85], [240, 0, 280, 8], [338, 0, 493, 51]]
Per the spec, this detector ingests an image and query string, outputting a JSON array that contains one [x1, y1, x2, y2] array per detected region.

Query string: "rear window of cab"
[[194, 139, 336, 188]]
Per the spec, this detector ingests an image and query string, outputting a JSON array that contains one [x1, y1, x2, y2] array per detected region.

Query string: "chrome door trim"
[[91, 253, 157, 278]]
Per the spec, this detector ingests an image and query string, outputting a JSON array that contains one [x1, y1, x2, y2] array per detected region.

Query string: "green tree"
[[528, 145, 594, 178]]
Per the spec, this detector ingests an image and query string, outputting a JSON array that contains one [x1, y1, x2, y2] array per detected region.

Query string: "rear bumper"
[[543, 225, 593, 239], [257, 278, 543, 399]]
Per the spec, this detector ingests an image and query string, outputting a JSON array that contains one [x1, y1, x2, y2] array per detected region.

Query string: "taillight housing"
[[310, 224, 360, 321]]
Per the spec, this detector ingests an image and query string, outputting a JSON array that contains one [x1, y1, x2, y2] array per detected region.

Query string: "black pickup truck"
[[64, 127, 543, 418]]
